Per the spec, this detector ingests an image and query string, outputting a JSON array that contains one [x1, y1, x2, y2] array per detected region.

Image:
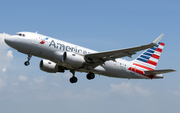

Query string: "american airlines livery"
[[4, 32, 175, 83]]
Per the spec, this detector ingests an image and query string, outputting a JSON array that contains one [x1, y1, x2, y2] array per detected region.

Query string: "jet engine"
[[62, 52, 85, 67], [40, 60, 64, 73]]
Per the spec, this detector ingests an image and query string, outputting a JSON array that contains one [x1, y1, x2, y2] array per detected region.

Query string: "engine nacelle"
[[40, 60, 64, 73], [62, 52, 85, 67]]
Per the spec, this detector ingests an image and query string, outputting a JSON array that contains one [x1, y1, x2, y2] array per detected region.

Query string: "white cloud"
[[18, 76, 28, 82], [2, 68, 6, 72], [7, 50, 13, 60], [83, 88, 108, 100], [29, 78, 45, 90], [61, 88, 108, 101], [0, 33, 10, 49], [110, 82, 152, 96], [33, 78, 44, 83], [111, 82, 132, 94], [0, 33, 13, 72]]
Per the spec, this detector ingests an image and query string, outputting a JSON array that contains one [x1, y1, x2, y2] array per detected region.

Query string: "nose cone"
[[4, 36, 14, 46]]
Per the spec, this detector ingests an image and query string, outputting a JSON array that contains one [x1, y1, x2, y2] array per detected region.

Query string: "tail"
[[132, 42, 165, 71]]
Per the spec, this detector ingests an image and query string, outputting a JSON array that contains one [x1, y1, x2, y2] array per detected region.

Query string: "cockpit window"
[[15, 33, 25, 37]]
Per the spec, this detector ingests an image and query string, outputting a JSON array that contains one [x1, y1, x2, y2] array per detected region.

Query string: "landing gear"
[[24, 54, 32, 66], [24, 61, 30, 66], [86, 72, 95, 80], [69, 70, 95, 83], [70, 76, 78, 83], [69, 70, 78, 83]]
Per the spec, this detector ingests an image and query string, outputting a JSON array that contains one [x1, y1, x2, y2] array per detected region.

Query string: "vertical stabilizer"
[[132, 42, 165, 71]]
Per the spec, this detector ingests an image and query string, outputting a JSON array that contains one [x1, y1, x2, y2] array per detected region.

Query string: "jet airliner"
[[4, 32, 175, 83]]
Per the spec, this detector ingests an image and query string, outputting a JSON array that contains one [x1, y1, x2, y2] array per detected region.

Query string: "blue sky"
[[0, 0, 180, 113]]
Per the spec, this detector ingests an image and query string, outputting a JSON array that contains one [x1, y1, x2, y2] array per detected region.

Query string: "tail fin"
[[132, 42, 165, 71]]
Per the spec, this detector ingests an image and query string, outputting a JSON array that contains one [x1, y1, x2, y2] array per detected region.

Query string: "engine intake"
[[62, 52, 85, 67], [40, 60, 64, 73]]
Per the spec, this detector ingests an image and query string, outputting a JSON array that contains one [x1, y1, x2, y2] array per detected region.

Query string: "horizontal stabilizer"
[[144, 69, 176, 75]]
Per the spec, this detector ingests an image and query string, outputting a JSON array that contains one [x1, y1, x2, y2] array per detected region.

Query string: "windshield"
[[15, 33, 25, 37]]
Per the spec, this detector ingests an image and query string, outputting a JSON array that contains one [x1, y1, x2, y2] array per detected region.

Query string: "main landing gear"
[[24, 54, 32, 66], [86, 72, 95, 80], [70, 70, 78, 83], [69, 70, 95, 83]]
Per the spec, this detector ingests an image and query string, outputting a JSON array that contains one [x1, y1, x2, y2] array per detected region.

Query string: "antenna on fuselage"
[[35, 31, 38, 34]]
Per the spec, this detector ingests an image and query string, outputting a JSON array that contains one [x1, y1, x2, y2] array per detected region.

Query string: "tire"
[[24, 61, 30, 66], [86, 72, 95, 80], [70, 76, 78, 83]]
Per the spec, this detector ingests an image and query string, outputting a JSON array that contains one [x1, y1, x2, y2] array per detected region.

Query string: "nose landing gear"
[[24, 61, 30, 66], [24, 54, 32, 66]]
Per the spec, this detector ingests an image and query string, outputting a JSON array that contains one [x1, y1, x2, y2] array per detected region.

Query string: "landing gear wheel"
[[24, 61, 30, 66], [70, 76, 78, 83], [87, 72, 95, 80], [24, 54, 32, 66]]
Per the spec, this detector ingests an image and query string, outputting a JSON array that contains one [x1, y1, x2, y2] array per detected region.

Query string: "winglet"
[[152, 34, 164, 45]]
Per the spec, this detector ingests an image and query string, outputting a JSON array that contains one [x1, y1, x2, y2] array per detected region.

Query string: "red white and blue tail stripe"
[[132, 42, 165, 71]]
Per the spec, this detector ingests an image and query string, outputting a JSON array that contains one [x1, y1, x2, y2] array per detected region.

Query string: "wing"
[[85, 34, 164, 63]]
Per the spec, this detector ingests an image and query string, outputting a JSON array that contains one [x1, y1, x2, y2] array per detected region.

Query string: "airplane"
[[4, 32, 176, 83]]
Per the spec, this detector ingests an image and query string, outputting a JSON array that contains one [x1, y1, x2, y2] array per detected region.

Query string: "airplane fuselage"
[[4, 32, 165, 83]]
